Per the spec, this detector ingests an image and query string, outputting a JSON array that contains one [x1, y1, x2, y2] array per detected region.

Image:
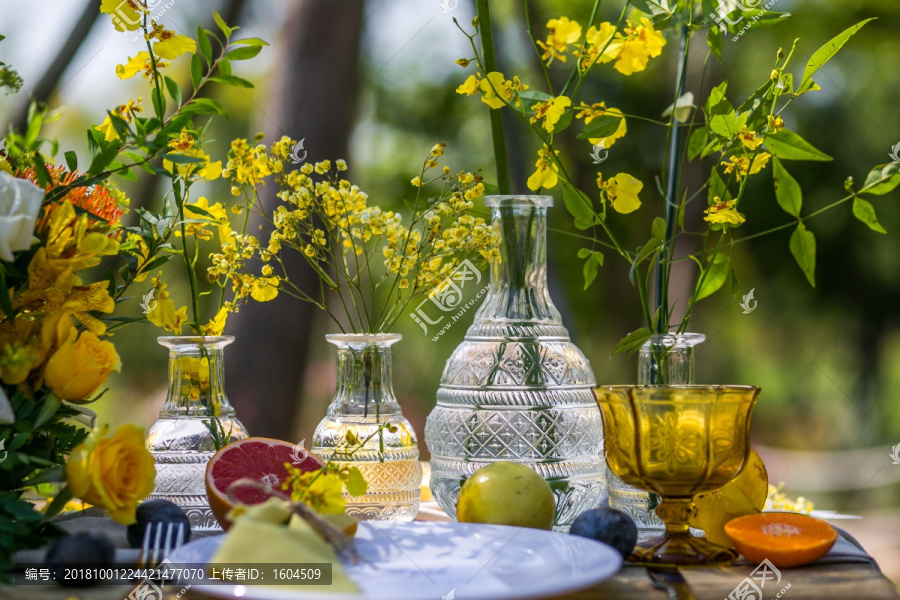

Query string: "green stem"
[[655, 25, 690, 333], [476, 0, 511, 195]]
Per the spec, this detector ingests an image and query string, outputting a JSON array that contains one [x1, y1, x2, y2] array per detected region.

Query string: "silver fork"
[[137, 521, 187, 568]]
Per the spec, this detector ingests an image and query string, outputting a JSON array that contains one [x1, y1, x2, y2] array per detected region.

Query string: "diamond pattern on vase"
[[494, 343, 537, 386], [431, 407, 602, 460]]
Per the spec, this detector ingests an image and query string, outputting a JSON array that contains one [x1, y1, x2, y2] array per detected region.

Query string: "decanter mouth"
[[645, 333, 706, 348], [485, 195, 553, 208], [325, 333, 402, 348], [157, 335, 235, 350]]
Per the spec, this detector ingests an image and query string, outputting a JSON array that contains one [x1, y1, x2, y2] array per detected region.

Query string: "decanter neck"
[[158, 336, 235, 418], [476, 195, 561, 325], [327, 334, 401, 418], [638, 333, 705, 385]]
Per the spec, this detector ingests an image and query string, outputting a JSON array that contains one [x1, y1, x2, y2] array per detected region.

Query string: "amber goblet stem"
[[656, 498, 694, 536], [630, 496, 737, 565]]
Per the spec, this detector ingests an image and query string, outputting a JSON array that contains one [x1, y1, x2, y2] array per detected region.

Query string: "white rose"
[[0, 171, 43, 262]]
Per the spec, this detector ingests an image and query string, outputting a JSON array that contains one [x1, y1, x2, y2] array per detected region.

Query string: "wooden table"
[[4, 563, 896, 600]]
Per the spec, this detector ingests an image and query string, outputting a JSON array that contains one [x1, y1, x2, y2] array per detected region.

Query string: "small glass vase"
[[312, 334, 422, 522], [607, 333, 705, 539], [145, 336, 248, 532], [425, 195, 606, 529]]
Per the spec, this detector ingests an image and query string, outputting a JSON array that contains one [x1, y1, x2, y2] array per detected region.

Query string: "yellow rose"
[[45, 326, 121, 402], [66, 424, 156, 524]]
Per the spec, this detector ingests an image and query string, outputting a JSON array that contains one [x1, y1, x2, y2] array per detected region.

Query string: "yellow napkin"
[[211, 499, 360, 593]]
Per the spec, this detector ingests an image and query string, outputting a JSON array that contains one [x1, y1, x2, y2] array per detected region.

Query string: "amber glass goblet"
[[594, 385, 759, 565]]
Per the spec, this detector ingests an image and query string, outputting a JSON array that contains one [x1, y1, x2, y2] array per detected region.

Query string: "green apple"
[[457, 462, 555, 530]]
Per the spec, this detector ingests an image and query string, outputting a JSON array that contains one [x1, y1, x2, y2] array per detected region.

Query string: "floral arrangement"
[[223, 140, 497, 333], [0, 5, 268, 575], [453, 1, 899, 351]]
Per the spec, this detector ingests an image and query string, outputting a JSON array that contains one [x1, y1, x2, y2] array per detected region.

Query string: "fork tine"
[[153, 521, 164, 566], [176, 522, 185, 548], [140, 522, 153, 568]]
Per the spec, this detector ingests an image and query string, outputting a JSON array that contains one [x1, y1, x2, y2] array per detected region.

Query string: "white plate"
[[167, 521, 622, 600]]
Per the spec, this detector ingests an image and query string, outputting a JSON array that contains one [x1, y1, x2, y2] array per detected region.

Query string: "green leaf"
[[226, 45, 263, 61], [160, 153, 206, 164], [345, 467, 368, 496], [861, 163, 900, 196], [709, 113, 738, 138], [518, 90, 552, 113], [33, 154, 51, 187], [705, 82, 731, 117], [707, 24, 723, 61], [25, 111, 43, 147], [629, 238, 665, 284], [164, 75, 181, 105], [182, 97, 228, 117], [21, 466, 67, 487], [209, 75, 254, 88], [687, 127, 708, 160], [151, 86, 166, 119], [577, 248, 592, 259], [562, 180, 595, 222], [800, 19, 875, 90], [197, 28, 212, 64], [765, 130, 831, 161], [213, 11, 233, 38], [43, 487, 73, 520], [651, 216, 667, 241], [852, 197, 886, 234], [552, 108, 574, 134], [231, 37, 269, 47], [583, 258, 599, 290], [34, 394, 62, 429], [695, 253, 730, 301], [577, 114, 623, 140], [629, 0, 673, 16], [612, 328, 653, 356], [725, 10, 791, 34], [64, 150, 78, 171], [772, 158, 802, 217], [709, 167, 729, 205], [190, 54, 202, 89], [789, 223, 816, 287]]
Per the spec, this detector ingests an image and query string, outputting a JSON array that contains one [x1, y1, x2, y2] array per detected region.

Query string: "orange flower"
[[16, 166, 125, 232]]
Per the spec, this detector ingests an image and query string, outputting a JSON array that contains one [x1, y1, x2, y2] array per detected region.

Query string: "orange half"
[[724, 512, 837, 568]]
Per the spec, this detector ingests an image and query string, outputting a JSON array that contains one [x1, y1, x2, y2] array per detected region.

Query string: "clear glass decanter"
[[312, 334, 422, 522], [607, 332, 705, 538], [146, 336, 248, 532], [425, 195, 606, 529]]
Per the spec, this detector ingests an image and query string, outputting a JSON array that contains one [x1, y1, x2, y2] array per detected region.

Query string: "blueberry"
[[570, 508, 638, 559], [126, 499, 192, 548], [45, 532, 115, 587]]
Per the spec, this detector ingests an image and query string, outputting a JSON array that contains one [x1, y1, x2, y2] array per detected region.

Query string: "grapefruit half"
[[205, 437, 324, 530]]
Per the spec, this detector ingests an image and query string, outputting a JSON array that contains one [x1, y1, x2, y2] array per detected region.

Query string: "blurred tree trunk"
[[226, 0, 365, 440]]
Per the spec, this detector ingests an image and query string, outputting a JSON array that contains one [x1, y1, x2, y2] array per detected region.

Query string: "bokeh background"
[[2, 0, 898, 581]]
